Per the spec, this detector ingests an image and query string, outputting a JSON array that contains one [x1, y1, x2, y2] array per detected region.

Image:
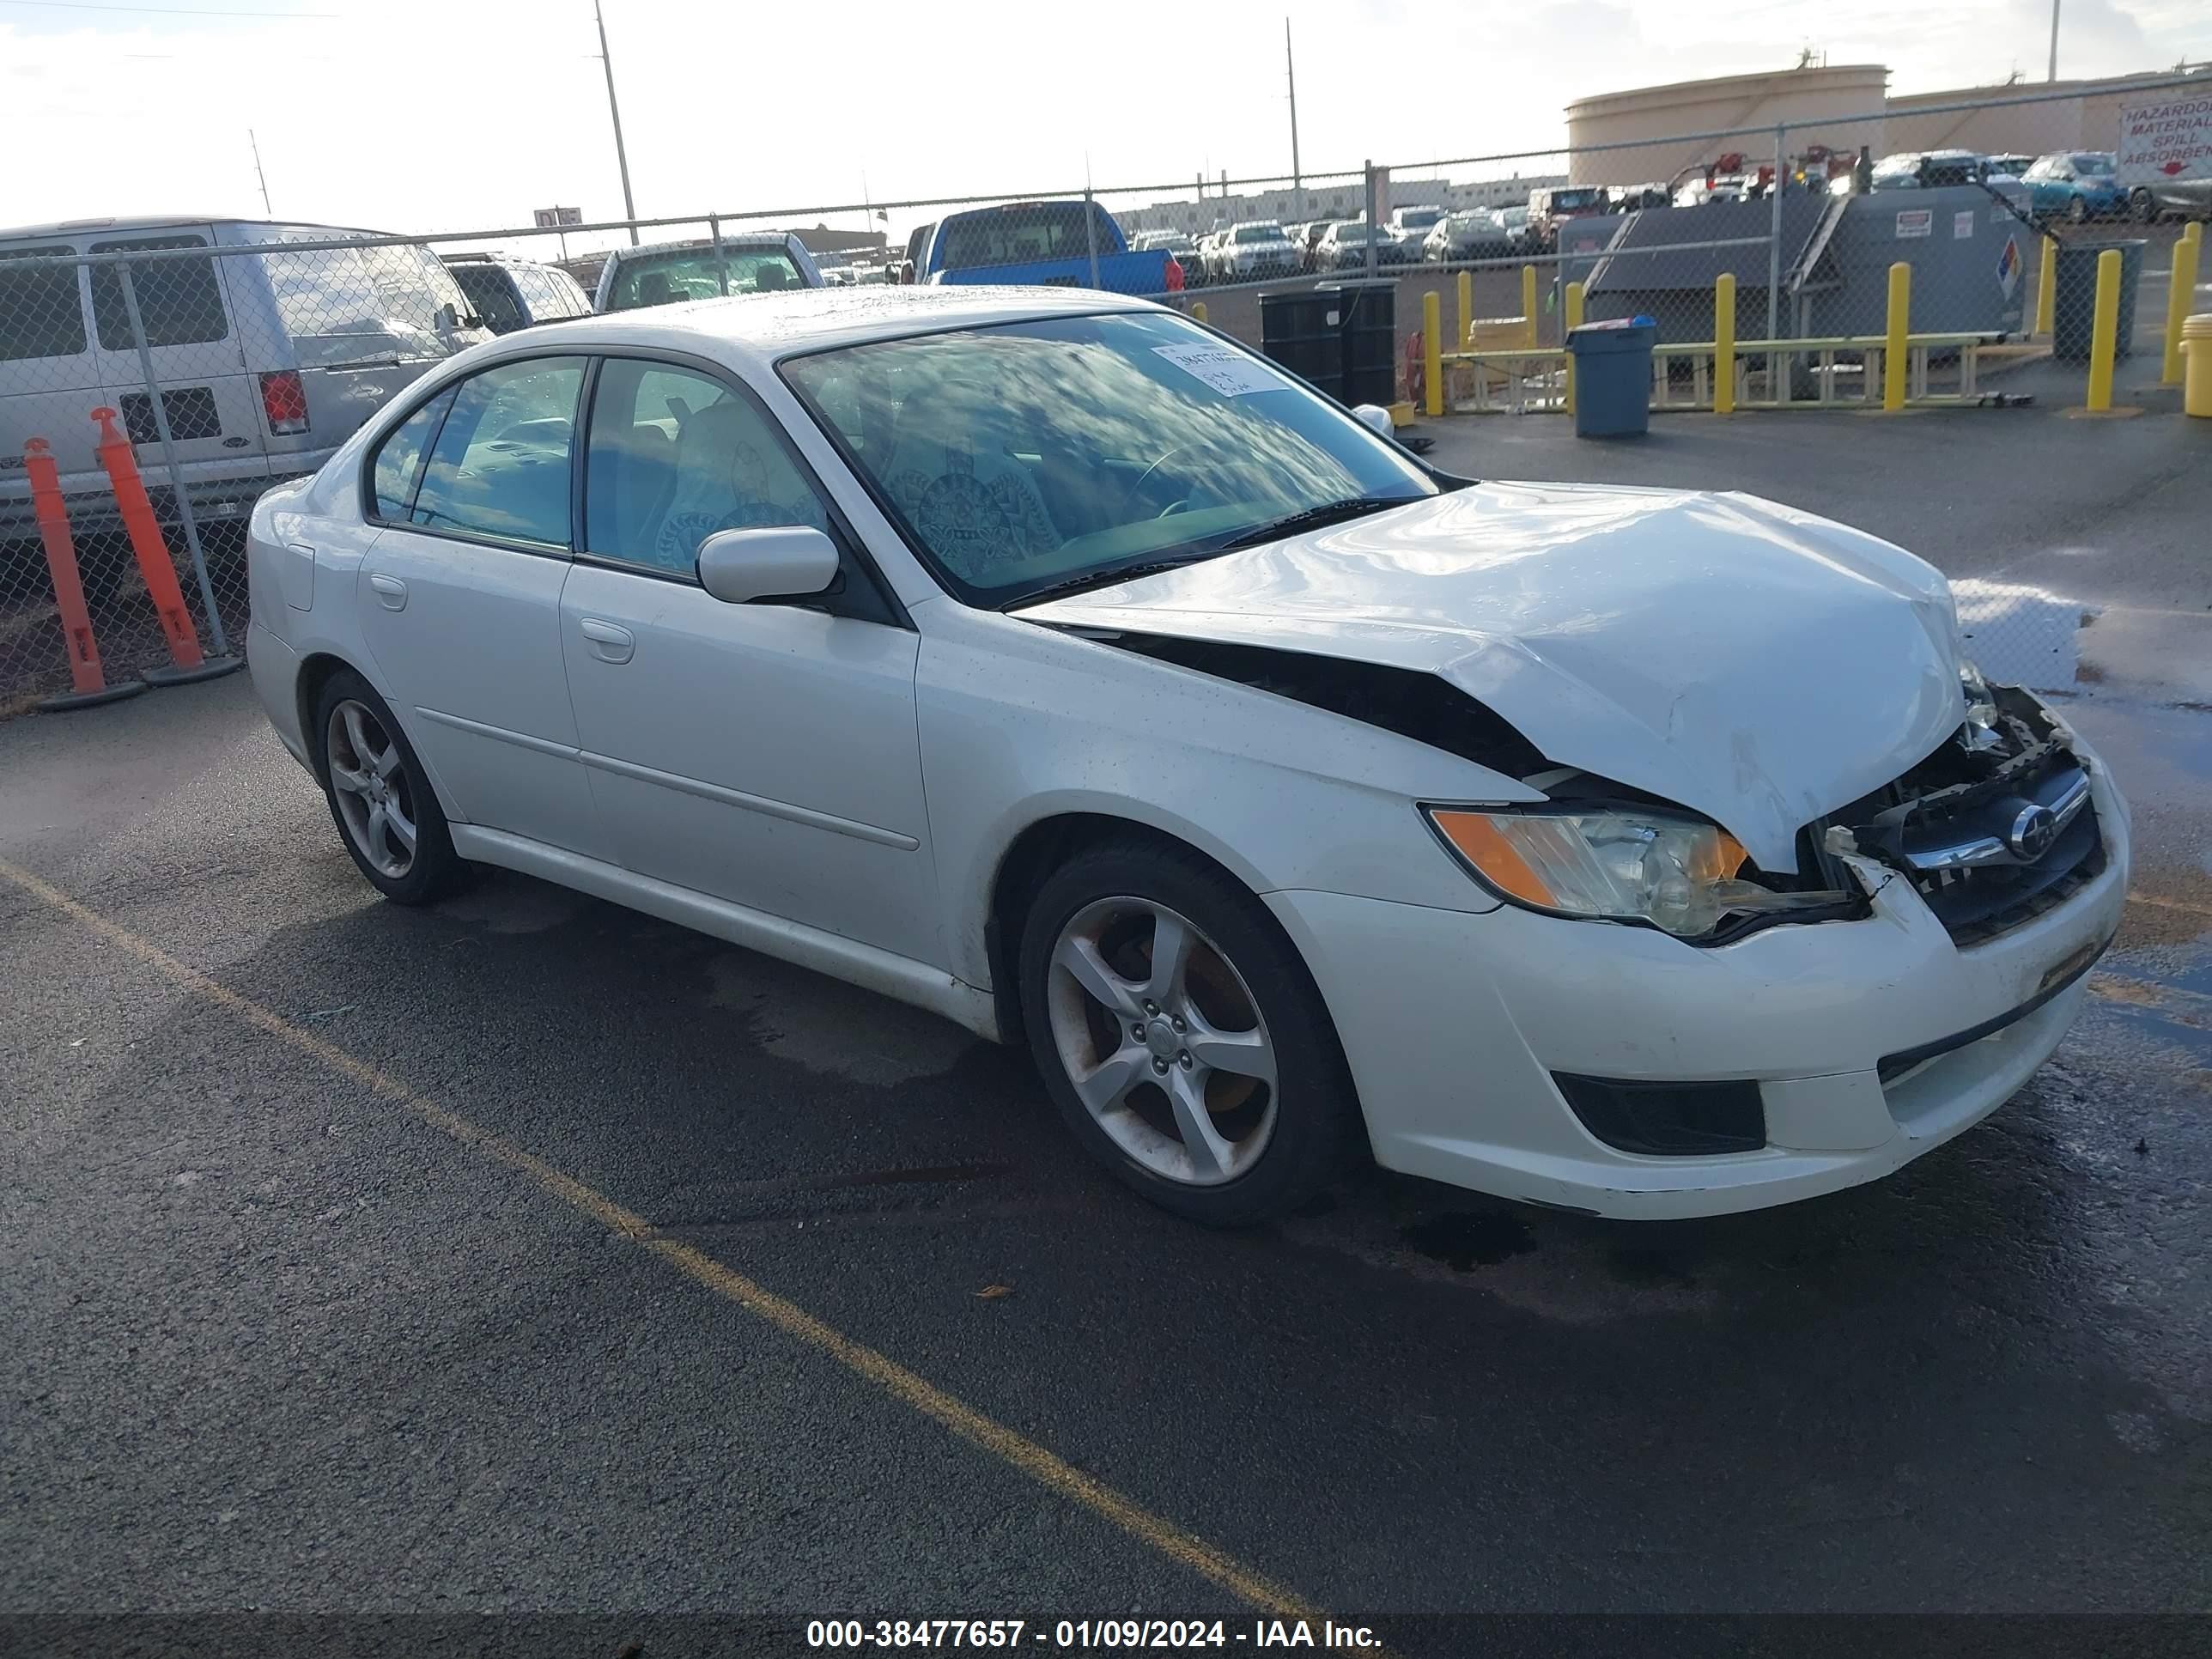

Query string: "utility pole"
[[2047, 0, 2060, 81], [1285, 18, 1304, 221], [247, 129, 272, 216], [595, 0, 641, 246]]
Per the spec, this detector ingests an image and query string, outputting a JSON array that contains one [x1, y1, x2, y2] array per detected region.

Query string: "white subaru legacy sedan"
[[244, 287, 2129, 1225]]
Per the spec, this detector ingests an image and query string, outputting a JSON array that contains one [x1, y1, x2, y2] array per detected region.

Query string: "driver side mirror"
[[696, 526, 841, 605], [1352, 404, 1395, 438]]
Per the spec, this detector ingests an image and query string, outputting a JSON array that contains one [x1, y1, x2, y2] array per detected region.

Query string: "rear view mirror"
[[1352, 404, 1395, 438], [696, 526, 841, 605]]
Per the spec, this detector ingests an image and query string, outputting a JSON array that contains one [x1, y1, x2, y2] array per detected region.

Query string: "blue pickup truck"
[[909, 201, 1182, 295]]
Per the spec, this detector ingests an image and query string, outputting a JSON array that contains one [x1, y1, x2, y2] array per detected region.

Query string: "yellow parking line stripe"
[[2125, 890, 2212, 921], [0, 856, 1330, 1626]]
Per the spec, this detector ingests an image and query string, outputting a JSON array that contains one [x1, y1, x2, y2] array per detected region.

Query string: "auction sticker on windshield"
[[1153, 343, 1289, 397]]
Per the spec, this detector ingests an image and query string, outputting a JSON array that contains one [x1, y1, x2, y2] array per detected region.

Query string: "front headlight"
[[1423, 806, 1849, 939]]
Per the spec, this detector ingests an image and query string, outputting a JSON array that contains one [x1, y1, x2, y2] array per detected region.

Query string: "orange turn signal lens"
[[1427, 810, 1557, 907]]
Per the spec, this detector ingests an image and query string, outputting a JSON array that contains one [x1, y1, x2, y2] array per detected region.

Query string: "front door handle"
[[367, 573, 407, 611], [578, 617, 635, 665]]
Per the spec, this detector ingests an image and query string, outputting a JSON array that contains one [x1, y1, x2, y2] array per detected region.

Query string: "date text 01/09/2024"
[[805, 1619, 1383, 1649]]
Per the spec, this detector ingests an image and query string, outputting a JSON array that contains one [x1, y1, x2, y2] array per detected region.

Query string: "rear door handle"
[[367, 573, 406, 611], [578, 617, 635, 665]]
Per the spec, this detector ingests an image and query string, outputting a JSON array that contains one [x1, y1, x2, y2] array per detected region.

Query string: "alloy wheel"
[[325, 699, 419, 880], [1044, 896, 1278, 1187]]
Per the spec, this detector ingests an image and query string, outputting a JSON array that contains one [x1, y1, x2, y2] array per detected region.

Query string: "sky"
[[1, 0, 2206, 256]]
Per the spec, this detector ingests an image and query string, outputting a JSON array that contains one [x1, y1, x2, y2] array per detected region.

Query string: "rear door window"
[[410, 356, 586, 547], [448, 264, 523, 333], [0, 246, 88, 362], [369, 386, 457, 520], [88, 235, 228, 349]]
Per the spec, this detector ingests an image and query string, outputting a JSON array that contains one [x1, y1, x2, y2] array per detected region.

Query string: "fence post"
[[2086, 246, 2122, 412], [1457, 269, 1473, 349], [1765, 123, 1785, 346], [1191, 301, 1207, 325], [1884, 262, 1911, 412], [1363, 161, 1378, 283], [114, 262, 233, 663], [1714, 272, 1736, 415], [2163, 222, 2203, 386], [1521, 264, 1537, 347], [1423, 289, 1443, 417], [1562, 280, 1583, 414], [1083, 188, 1102, 290], [710, 215, 727, 295], [2035, 234, 2058, 337]]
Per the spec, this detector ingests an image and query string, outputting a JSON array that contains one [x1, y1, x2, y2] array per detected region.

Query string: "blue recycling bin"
[[1567, 316, 1656, 438]]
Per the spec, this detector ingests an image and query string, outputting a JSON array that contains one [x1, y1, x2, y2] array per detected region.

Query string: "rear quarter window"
[[0, 246, 87, 362], [89, 235, 228, 350]]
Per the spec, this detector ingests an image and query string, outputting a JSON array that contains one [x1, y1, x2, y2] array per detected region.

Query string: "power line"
[[0, 0, 340, 17]]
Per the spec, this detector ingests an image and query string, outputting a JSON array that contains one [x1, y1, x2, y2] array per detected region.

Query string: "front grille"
[[121, 387, 222, 445], [1822, 687, 2105, 948]]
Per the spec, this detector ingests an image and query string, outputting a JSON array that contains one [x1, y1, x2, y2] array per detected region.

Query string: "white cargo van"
[[0, 216, 487, 537]]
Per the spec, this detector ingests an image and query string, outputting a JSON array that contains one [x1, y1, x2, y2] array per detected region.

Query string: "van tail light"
[[259, 370, 310, 435], [1165, 257, 1185, 293]]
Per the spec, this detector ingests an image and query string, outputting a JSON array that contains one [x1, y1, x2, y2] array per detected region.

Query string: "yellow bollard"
[[2086, 246, 2122, 412], [1522, 264, 1538, 349], [1457, 269, 1474, 349], [2034, 234, 2057, 338], [1423, 290, 1443, 418], [1883, 261, 1911, 412], [2183, 313, 2212, 418], [2163, 222, 2203, 386], [1714, 272, 1736, 415], [1190, 301, 1207, 325], [1562, 280, 1583, 415]]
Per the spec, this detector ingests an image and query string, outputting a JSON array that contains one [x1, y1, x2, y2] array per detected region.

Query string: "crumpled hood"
[[1022, 481, 1964, 872]]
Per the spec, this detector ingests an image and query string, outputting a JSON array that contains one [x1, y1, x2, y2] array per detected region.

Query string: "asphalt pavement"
[[3, 396, 2209, 1654]]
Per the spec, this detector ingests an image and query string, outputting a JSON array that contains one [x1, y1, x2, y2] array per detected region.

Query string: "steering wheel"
[[1118, 445, 1194, 517]]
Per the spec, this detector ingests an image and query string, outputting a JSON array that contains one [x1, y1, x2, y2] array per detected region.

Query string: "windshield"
[[783, 311, 1436, 607], [939, 204, 1111, 270], [1399, 210, 1444, 229], [1234, 226, 1284, 244], [606, 246, 805, 308], [1332, 222, 1375, 241], [2071, 153, 2115, 175], [1985, 155, 2030, 176], [1550, 189, 1605, 211]]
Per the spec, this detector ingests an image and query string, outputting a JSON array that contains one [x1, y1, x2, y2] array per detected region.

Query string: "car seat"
[[652, 399, 827, 570], [877, 376, 1060, 579]]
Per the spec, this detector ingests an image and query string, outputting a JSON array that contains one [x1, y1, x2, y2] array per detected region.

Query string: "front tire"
[[2067, 194, 2088, 224], [312, 669, 466, 906], [2130, 188, 2157, 224], [1018, 840, 1357, 1226]]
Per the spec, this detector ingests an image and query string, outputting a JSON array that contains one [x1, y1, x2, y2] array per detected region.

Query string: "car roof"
[[520, 284, 1157, 368], [605, 233, 795, 264], [0, 213, 399, 243]]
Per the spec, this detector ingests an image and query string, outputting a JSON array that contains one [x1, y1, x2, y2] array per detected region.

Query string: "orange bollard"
[[90, 404, 213, 680], [24, 438, 146, 711]]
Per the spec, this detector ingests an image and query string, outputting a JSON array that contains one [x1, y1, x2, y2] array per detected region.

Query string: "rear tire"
[[2067, 195, 2088, 225], [1018, 839, 1358, 1226], [311, 668, 467, 906], [2130, 188, 2156, 224]]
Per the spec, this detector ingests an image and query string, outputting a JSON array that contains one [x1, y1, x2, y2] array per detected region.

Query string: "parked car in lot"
[[2125, 169, 2212, 222], [441, 252, 592, 334], [243, 284, 2130, 1226], [2024, 152, 2128, 222], [1982, 153, 2035, 181], [1872, 150, 2033, 216], [1316, 221, 1409, 270], [1524, 185, 1613, 249], [592, 234, 824, 311], [1422, 210, 1513, 262], [1292, 221, 1332, 271], [915, 201, 1180, 295], [1495, 204, 1534, 252], [1390, 206, 1449, 240], [1206, 221, 1298, 283], [2, 215, 486, 541]]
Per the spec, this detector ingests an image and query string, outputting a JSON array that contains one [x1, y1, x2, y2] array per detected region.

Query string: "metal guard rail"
[[1439, 331, 2009, 414]]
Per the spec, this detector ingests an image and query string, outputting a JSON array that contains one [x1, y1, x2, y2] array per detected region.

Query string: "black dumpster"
[[2052, 239, 2147, 362], [1259, 281, 1397, 406]]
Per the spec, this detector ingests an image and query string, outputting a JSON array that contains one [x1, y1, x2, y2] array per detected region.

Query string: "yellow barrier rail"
[[1438, 330, 2004, 416]]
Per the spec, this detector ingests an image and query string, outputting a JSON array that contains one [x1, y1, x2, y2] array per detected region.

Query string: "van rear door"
[[84, 230, 267, 493], [0, 240, 106, 520], [245, 234, 483, 461]]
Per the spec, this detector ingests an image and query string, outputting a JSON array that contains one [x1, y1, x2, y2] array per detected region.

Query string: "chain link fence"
[[3, 73, 2205, 713]]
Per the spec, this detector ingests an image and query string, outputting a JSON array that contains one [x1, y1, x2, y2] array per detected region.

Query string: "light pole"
[[595, 0, 641, 246], [2048, 0, 2060, 82], [1285, 18, 1304, 220]]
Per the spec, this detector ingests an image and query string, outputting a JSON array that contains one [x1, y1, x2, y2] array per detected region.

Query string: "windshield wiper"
[[1007, 555, 1217, 609], [1212, 495, 1412, 551]]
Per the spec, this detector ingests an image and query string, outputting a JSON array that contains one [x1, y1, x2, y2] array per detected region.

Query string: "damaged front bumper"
[[1264, 732, 2130, 1220]]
